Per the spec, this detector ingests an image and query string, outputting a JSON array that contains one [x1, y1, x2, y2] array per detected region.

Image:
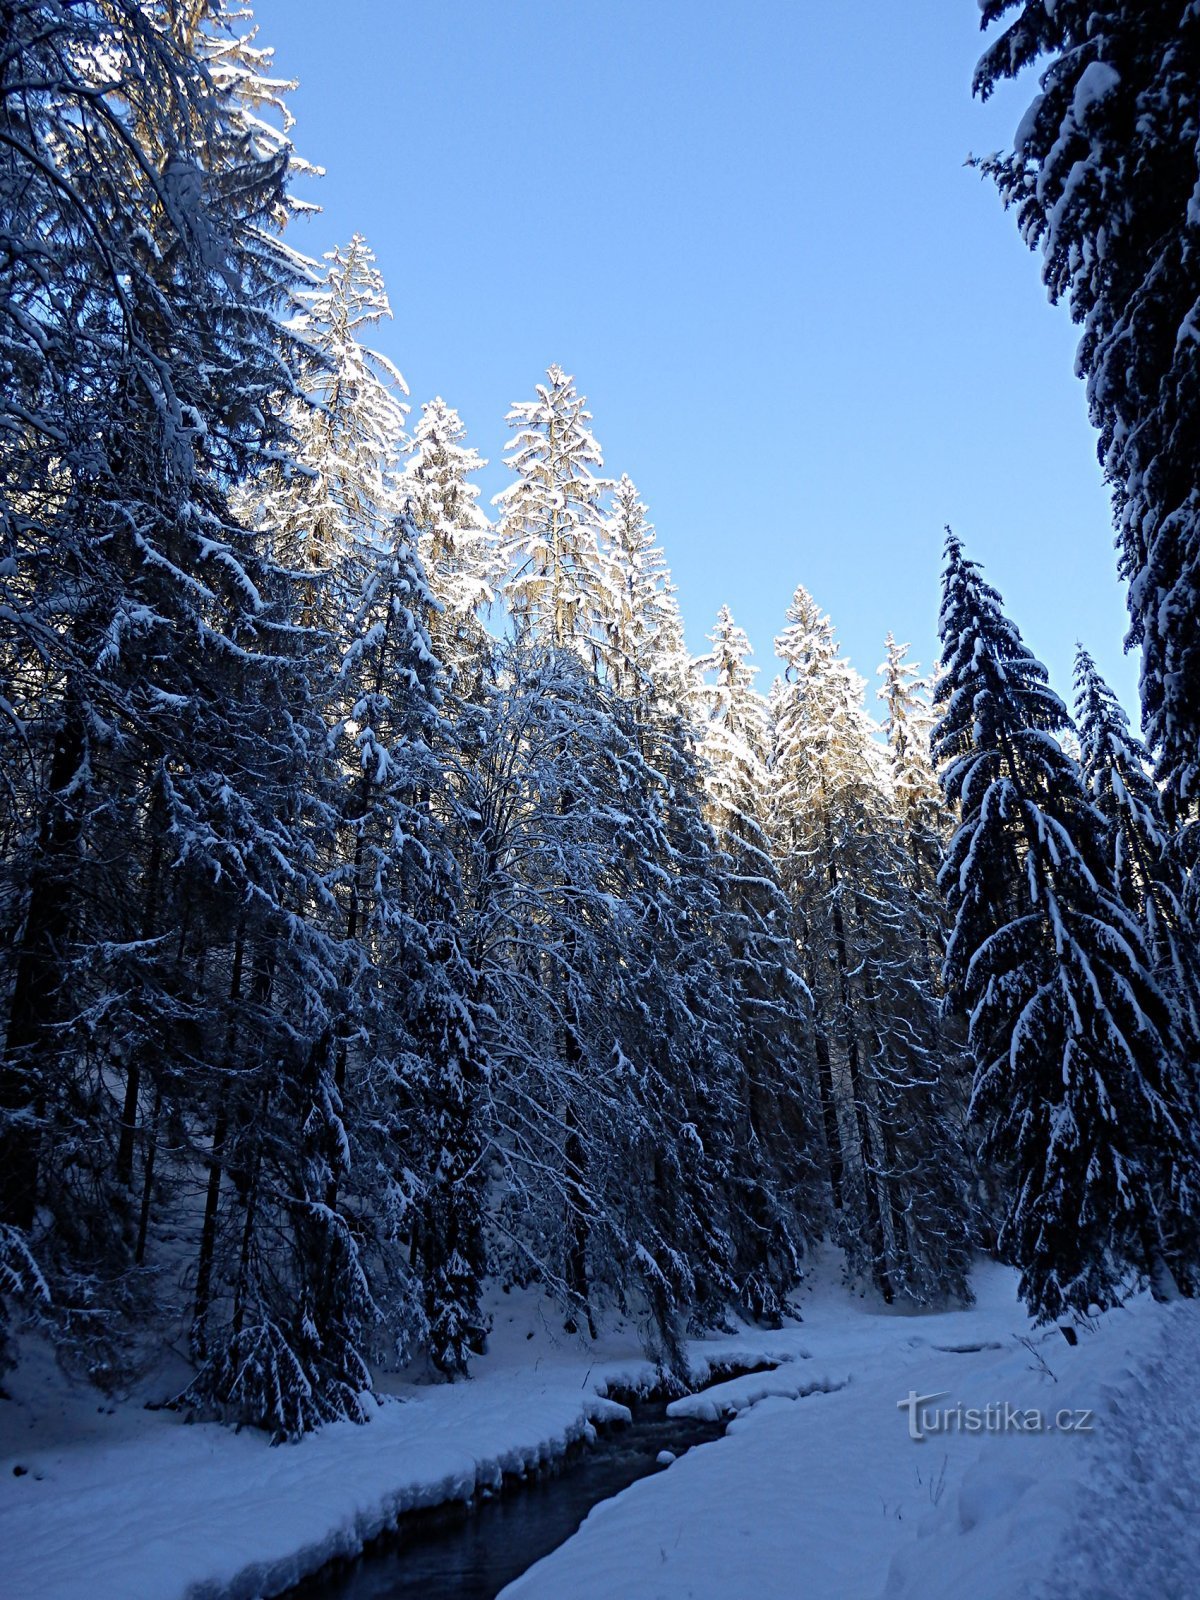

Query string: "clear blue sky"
[[255, 0, 1136, 721]]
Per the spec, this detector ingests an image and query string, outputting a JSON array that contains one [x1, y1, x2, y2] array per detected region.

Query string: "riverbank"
[[0, 1286, 808, 1600], [501, 1263, 1200, 1600], [3, 1261, 1196, 1600]]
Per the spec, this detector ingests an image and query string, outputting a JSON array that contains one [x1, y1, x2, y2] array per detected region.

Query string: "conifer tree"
[[0, 1, 327, 1399], [403, 398, 498, 672], [593, 494, 820, 1327], [695, 607, 826, 1317], [597, 476, 678, 701], [773, 589, 972, 1305], [935, 532, 1198, 1317], [245, 233, 408, 601], [878, 636, 946, 896], [493, 366, 611, 654], [973, 2, 1200, 812], [331, 509, 488, 1379], [448, 647, 696, 1348], [1073, 646, 1200, 1082]]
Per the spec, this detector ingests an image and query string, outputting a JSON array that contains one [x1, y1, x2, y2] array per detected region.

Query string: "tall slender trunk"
[[799, 930, 845, 1212], [1, 697, 86, 1229], [231, 1077, 271, 1338], [116, 803, 165, 1189], [191, 927, 246, 1359], [134, 1086, 162, 1266], [850, 883, 913, 1288], [324, 819, 367, 1219], [562, 1080, 596, 1338], [558, 778, 595, 1339], [823, 816, 893, 1305]]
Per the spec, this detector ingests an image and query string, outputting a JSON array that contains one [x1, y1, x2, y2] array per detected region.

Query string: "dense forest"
[[1, 0, 1198, 1443]]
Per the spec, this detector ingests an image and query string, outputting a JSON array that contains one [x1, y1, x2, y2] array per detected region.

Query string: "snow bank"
[[500, 1264, 1200, 1600], [1, 1369, 632, 1600], [0, 1287, 810, 1600], [6, 1264, 1197, 1600], [666, 1365, 847, 1421]]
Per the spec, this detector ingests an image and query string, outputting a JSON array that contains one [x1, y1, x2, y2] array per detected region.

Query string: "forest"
[[2, 0, 1199, 1465]]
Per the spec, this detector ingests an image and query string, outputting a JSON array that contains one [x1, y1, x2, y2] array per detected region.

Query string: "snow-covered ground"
[[503, 1262, 1200, 1600], [2, 1259, 1197, 1600], [0, 1287, 796, 1600]]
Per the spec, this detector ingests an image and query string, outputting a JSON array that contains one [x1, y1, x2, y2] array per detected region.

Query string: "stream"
[[291, 1392, 732, 1600]]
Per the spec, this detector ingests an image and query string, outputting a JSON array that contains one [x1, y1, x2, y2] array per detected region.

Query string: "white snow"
[[0, 1288, 805, 1600], [3, 1263, 1198, 1600], [500, 1262, 1200, 1600], [665, 1364, 847, 1423], [1071, 61, 1121, 124], [0, 1293, 639, 1600]]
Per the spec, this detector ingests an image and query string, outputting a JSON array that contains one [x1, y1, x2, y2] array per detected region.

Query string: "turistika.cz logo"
[[897, 1390, 1095, 1442]]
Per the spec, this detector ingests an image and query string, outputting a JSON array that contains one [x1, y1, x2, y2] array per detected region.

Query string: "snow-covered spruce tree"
[[772, 588, 973, 1306], [162, 227, 423, 1432], [878, 636, 948, 900], [767, 618, 851, 1223], [445, 647, 632, 1339], [226, 238, 487, 1388], [607, 696, 748, 1356], [403, 397, 498, 676], [606, 575, 799, 1337], [876, 637, 981, 1224], [698, 607, 771, 761], [973, 2, 1200, 815], [1073, 648, 1200, 1136], [244, 233, 409, 607], [934, 532, 1199, 1317], [0, 0, 339, 1401], [694, 607, 826, 1319], [329, 509, 489, 1379], [487, 374, 615, 1330], [169, 644, 361, 1440], [490, 398, 744, 1354], [586, 478, 817, 1336], [596, 475, 677, 702], [493, 366, 611, 656], [1081, 643, 1200, 1030], [447, 641, 740, 1366]]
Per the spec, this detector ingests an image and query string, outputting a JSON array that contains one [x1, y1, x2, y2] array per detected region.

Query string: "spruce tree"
[[448, 647, 662, 1343], [935, 532, 1198, 1317], [593, 493, 820, 1330], [695, 607, 826, 1318], [773, 589, 972, 1305], [243, 232, 408, 605], [0, 0, 329, 1399], [1073, 646, 1200, 1272], [878, 635, 947, 900], [597, 476, 678, 701], [493, 366, 611, 655], [332, 509, 489, 1379], [1074, 646, 1200, 1028], [973, 2, 1200, 812], [403, 397, 498, 673]]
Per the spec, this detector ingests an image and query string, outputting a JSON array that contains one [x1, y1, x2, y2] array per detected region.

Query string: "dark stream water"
[[293, 1397, 728, 1600]]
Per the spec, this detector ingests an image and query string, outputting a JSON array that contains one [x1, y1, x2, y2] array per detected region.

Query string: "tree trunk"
[[116, 811, 165, 1189], [562, 1083, 596, 1339], [0, 696, 86, 1229], [134, 1086, 162, 1266], [823, 820, 894, 1305], [191, 927, 246, 1359], [800, 936, 845, 1212]]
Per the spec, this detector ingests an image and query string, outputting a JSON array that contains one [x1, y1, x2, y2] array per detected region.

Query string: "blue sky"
[[255, 0, 1135, 720]]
